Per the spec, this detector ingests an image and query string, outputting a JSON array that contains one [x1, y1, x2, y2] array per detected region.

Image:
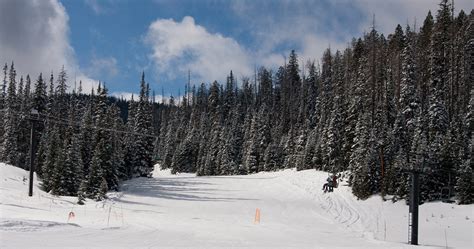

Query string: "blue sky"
[[1, 0, 472, 100]]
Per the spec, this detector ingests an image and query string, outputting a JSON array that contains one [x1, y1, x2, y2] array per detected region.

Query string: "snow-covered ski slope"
[[1, 163, 472, 248]]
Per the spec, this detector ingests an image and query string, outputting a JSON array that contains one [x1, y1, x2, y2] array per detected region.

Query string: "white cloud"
[[86, 56, 119, 78], [145, 16, 253, 84], [355, 0, 474, 35], [0, 0, 97, 92], [301, 35, 348, 68], [111, 91, 180, 105], [229, 0, 473, 72], [230, 0, 354, 69], [110, 91, 137, 101], [84, 0, 102, 15], [84, 0, 117, 15]]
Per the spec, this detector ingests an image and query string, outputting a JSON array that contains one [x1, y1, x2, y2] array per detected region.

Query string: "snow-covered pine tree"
[[388, 24, 406, 110], [229, 106, 245, 174], [77, 179, 87, 205], [324, 97, 344, 173], [0, 63, 6, 110], [103, 104, 119, 190], [132, 73, 154, 177], [87, 138, 107, 199], [217, 128, 235, 175], [200, 81, 222, 175], [15, 76, 27, 169], [0, 63, 18, 165], [49, 130, 70, 196], [85, 84, 113, 197], [431, 0, 452, 106], [322, 50, 345, 173], [97, 177, 108, 201], [32, 72, 47, 131], [306, 61, 320, 129], [204, 124, 222, 175], [244, 115, 259, 173], [400, 24, 419, 147], [404, 115, 427, 197], [123, 95, 137, 177], [79, 103, 94, 178], [0, 64, 7, 149], [34, 127, 48, 178], [46, 72, 54, 115], [418, 11, 434, 113], [348, 52, 377, 199], [301, 129, 318, 170], [263, 140, 283, 172], [68, 134, 83, 195], [425, 131, 445, 201], [55, 66, 68, 122], [422, 2, 453, 200], [172, 125, 198, 174], [293, 124, 307, 170], [32, 73, 48, 177], [161, 110, 179, 170], [342, 39, 365, 173], [110, 104, 125, 182], [320, 48, 333, 128], [240, 108, 253, 170], [171, 106, 199, 174], [17, 75, 32, 169], [245, 104, 271, 173], [56, 99, 82, 196], [286, 50, 301, 128], [455, 154, 472, 204], [41, 126, 60, 193], [156, 110, 168, 164], [349, 111, 372, 200], [196, 112, 211, 176], [170, 109, 192, 172], [455, 88, 474, 204], [282, 128, 296, 169]]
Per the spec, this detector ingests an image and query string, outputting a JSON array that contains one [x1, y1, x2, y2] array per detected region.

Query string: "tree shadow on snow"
[[205, 176, 278, 180], [1, 203, 49, 211], [121, 178, 257, 202]]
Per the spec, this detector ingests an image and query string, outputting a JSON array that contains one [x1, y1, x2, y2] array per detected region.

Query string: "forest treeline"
[[0, 1, 472, 204], [0, 68, 155, 202]]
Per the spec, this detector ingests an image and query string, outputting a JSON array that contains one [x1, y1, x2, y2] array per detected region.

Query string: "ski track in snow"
[[1, 163, 472, 248], [282, 172, 363, 231]]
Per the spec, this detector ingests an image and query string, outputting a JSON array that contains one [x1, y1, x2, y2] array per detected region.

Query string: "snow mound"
[[151, 163, 195, 178], [151, 164, 173, 177], [0, 163, 30, 187]]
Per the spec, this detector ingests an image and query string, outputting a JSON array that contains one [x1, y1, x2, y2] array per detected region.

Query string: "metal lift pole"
[[28, 109, 38, 197], [409, 171, 420, 245]]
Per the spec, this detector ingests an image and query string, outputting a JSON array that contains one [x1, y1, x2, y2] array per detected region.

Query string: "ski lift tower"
[[28, 109, 39, 197], [406, 168, 421, 245]]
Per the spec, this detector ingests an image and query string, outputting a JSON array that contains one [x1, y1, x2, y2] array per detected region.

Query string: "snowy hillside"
[[1, 163, 472, 248]]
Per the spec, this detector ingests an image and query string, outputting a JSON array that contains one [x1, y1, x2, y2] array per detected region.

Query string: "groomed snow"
[[0, 163, 472, 248]]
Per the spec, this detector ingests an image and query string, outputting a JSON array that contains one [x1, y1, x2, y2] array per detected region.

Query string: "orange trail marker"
[[254, 208, 261, 224], [67, 211, 75, 223]]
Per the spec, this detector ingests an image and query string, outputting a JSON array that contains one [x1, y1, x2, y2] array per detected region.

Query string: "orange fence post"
[[67, 211, 75, 223], [254, 208, 261, 224]]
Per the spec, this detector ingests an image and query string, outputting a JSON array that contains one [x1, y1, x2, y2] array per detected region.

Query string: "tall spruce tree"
[[1, 63, 18, 165], [132, 73, 154, 177]]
